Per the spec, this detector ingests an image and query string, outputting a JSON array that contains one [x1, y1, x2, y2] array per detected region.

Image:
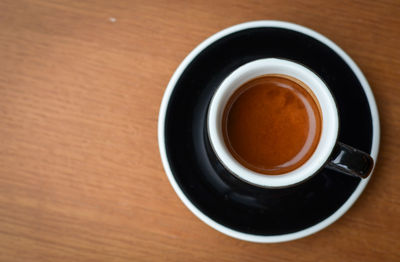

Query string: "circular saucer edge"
[[158, 20, 380, 243]]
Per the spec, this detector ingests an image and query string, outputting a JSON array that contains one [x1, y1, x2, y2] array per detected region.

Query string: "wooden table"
[[1, 0, 399, 261]]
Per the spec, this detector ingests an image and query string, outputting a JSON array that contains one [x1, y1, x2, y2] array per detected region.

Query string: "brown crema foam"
[[222, 74, 322, 175]]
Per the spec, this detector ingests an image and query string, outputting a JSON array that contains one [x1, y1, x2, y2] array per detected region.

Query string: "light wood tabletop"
[[1, 0, 399, 261]]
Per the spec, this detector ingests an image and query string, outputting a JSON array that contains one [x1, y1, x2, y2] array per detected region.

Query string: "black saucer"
[[160, 23, 377, 240]]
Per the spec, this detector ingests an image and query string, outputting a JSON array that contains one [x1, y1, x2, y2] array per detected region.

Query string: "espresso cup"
[[207, 58, 374, 188]]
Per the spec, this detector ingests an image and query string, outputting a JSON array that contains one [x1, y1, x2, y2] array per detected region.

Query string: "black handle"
[[326, 142, 374, 178]]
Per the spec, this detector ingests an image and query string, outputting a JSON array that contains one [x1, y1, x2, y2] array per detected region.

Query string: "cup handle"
[[326, 142, 374, 178]]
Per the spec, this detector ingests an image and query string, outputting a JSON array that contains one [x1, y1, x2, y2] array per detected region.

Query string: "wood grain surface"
[[1, 0, 399, 261]]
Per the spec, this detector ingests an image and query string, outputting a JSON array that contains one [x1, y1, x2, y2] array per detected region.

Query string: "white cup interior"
[[207, 58, 339, 188]]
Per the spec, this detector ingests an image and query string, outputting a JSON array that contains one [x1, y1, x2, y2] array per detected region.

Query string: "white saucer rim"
[[157, 20, 380, 243]]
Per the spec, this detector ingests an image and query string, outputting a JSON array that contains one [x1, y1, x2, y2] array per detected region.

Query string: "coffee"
[[222, 75, 322, 175]]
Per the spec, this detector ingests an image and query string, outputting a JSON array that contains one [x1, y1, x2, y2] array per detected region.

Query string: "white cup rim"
[[207, 58, 339, 188]]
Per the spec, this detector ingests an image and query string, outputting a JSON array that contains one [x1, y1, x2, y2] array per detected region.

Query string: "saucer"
[[158, 21, 380, 243]]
